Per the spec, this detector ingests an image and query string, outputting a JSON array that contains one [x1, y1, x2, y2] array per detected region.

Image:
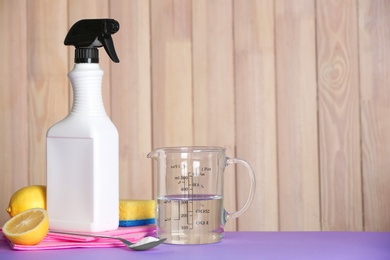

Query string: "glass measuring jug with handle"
[[147, 146, 256, 244]]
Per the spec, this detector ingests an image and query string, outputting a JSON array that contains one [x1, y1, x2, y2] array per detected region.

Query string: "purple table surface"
[[1, 232, 389, 260]]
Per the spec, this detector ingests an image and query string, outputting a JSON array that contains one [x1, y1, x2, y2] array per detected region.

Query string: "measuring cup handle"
[[225, 157, 256, 222]]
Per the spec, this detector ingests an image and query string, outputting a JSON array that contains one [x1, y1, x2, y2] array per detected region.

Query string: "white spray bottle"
[[47, 19, 120, 232]]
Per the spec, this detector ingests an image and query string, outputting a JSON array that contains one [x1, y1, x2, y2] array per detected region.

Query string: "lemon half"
[[2, 208, 49, 245], [6, 185, 46, 217]]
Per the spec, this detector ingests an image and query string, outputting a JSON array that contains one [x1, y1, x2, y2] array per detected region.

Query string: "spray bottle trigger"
[[101, 36, 119, 63]]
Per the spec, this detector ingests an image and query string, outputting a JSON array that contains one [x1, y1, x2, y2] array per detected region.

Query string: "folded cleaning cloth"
[[0, 225, 156, 251]]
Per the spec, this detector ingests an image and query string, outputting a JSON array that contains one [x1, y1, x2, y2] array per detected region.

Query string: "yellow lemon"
[[6, 185, 46, 217], [2, 208, 49, 245]]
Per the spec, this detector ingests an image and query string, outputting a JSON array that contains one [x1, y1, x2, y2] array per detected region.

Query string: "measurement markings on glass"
[[187, 171, 193, 229]]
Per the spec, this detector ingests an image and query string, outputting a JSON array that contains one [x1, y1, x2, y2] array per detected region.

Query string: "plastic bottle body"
[[47, 64, 119, 232]]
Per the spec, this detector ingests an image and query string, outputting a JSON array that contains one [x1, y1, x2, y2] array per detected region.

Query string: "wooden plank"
[[151, 0, 193, 147], [27, 0, 69, 184], [359, 0, 390, 231], [68, 0, 111, 115], [110, 1, 153, 199], [0, 0, 29, 227], [316, 0, 363, 231], [233, 0, 279, 231], [275, 0, 320, 231], [192, 0, 237, 231]]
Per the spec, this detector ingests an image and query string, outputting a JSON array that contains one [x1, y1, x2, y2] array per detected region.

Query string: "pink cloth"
[[0, 225, 156, 251]]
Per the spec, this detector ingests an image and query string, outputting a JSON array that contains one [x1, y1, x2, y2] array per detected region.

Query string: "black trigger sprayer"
[[64, 19, 120, 63]]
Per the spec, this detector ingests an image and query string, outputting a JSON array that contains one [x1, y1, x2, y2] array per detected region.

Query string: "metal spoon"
[[50, 230, 166, 251]]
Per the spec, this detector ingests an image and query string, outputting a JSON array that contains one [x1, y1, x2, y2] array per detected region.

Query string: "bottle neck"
[[68, 64, 107, 116]]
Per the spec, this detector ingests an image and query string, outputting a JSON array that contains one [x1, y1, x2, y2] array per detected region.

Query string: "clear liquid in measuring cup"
[[157, 194, 224, 244]]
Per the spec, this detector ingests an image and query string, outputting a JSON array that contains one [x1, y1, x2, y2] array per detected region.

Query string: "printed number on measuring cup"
[[196, 209, 210, 213]]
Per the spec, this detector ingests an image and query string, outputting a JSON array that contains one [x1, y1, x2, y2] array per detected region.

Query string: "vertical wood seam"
[[190, 0, 195, 146], [148, 0, 155, 198], [231, 0, 239, 231], [273, 0, 281, 232], [355, 0, 365, 231], [108, 0, 112, 115], [314, 0, 323, 232], [25, 0, 31, 185]]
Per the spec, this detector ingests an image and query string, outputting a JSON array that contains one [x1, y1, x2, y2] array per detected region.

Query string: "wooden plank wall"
[[0, 0, 389, 232]]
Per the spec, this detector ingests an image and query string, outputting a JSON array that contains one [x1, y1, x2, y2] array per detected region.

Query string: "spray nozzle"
[[64, 19, 120, 63]]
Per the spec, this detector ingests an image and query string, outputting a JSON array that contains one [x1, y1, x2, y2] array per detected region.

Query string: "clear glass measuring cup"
[[147, 146, 256, 244]]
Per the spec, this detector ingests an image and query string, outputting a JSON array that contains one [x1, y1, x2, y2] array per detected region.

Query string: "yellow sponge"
[[119, 200, 155, 227]]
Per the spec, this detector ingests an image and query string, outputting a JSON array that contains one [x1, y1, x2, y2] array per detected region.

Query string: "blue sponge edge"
[[119, 218, 156, 227]]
